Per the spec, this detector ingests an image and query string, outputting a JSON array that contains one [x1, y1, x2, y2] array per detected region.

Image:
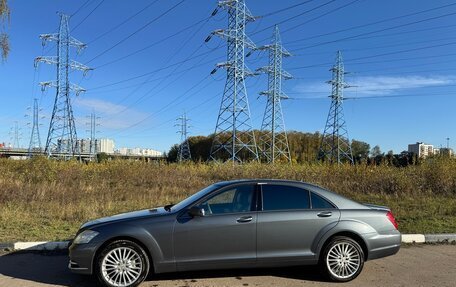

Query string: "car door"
[[173, 183, 258, 271], [256, 183, 340, 266]]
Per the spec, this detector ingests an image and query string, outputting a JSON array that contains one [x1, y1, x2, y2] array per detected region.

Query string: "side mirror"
[[188, 206, 205, 217]]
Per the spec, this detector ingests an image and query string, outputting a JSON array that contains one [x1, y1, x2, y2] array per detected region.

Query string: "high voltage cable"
[[87, 49, 221, 90], [86, 0, 186, 64], [289, 41, 456, 70], [287, 83, 456, 94], [258, 0, 315, 18], [290, 92, 456, 101], [279, 0, 362, 37], [289, 10, 456, 52], [285, 2, 456, 45], [87, 0, 160, 45], [107, 11, 215, 114], [251, 0, 337, 36], [71, 0, 92, 17], [94, 15, 212, 69], [72, 0, 105, 32]]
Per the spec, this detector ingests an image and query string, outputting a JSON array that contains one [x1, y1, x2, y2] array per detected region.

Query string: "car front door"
[[173, 183, 258, 271], [256, 184, 340, 266]]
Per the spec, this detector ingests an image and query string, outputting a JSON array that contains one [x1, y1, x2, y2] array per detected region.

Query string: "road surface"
[[0, 244, 455, 287]]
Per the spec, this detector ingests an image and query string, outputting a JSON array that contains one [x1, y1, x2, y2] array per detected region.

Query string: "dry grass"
[[1, 157, 455, 242]]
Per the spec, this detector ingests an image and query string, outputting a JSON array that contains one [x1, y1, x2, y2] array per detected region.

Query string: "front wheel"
[[96, 240, 150, 287], [320, 236, 365, 282]]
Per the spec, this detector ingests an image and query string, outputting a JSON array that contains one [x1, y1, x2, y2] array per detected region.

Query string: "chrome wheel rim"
[[101, 247, 143, 287], [326, 242, 361, 279]]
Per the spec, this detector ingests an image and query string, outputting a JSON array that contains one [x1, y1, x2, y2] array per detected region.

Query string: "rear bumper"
[[366, 231, 401, 260], [68, 241, 100, 275]]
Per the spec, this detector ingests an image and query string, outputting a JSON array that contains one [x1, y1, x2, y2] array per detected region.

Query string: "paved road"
[[0, 245, 455, 287]]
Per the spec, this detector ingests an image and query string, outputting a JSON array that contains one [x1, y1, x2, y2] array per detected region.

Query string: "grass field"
[[1, 157, 455, 242]]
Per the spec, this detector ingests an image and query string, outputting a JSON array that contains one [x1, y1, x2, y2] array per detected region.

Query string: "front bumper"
[[68, 241, 100, 275]]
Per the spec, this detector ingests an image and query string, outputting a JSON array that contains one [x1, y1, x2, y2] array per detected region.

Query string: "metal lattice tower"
[[207, 0, 258, 163], [10, 121, 21, 148], [318, 51, 354, 164], [28, 98, 42, 156], [175, 113, 191, 162], [256, 25, 292, 163], [35, 14, 91, 158], [87, 112, 100, 161]]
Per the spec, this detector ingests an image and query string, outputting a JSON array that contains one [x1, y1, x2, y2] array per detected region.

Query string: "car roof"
[[217, 179, 367, 210]]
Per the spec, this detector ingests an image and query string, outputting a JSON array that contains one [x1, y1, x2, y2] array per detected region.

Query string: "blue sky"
[[1, 0, 456, 153]]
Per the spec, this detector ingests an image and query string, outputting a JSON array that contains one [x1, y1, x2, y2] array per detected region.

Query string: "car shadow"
[[151, 265, 326, 282], [0, 250, 327, 287]]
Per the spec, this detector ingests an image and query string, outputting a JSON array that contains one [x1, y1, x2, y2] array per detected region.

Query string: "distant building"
[[408, 142, 435, 158], [439, 147, 454, 157], [99, 138, 115, 154], [116, 147, 163, 157]]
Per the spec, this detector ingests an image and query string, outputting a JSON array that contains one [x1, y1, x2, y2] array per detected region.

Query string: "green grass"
[[0, 157, 455, 242]]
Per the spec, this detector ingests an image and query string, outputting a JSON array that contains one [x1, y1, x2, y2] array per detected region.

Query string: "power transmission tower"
[[86, 112, 100, 161], [35, 13, 91, 159], [9, 121, 21, 148], [207, 0, 259, 163], [318, 51, 354, 164], [256, 25, 292, 163], [27, 98, 43, 156], [175, 113, 191, 162]]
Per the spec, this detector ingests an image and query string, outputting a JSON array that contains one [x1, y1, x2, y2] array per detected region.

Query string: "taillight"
[[386, 211, 398, 230]]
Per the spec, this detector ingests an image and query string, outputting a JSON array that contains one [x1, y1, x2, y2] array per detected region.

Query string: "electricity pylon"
[[10, 121, 21, 148], [256, 25, 292, 163], [207, 0, 259, 163], [35, 13, 91, 159], [86, 112, 100, 161], [28, 98, 42, 156], [318, 51, 354, 164], [175, 113, 191, 162]]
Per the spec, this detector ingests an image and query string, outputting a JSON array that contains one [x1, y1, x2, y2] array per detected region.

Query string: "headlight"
[[73, 230, 99, 244]]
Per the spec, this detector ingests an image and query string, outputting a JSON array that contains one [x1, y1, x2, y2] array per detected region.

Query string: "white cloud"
[[293, 75, 456, 97], [73, 98, 148, 130]]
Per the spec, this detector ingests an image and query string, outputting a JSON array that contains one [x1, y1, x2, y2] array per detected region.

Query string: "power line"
[[71, 0, 92, 17], [258, 0, 315, 18], [72, 0, 105, 32], [94, 15, 212, 69], [290, 10, 456, 52], [285, 2, 456, 45], [87, 0, 160, 45], [289, 41, 456, 70], [251, 0, 337, 36], [87, 0, 186, 64]]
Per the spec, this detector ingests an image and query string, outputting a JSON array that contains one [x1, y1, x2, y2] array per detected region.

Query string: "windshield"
[[170, 183, 222, 212]]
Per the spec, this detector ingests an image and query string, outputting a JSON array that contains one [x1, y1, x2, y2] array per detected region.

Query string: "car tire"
[[96, 240, 150, 287], [320, 236, 365, 282]]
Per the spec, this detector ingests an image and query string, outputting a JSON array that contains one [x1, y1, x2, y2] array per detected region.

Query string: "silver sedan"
[[69, 179, 401, 287]]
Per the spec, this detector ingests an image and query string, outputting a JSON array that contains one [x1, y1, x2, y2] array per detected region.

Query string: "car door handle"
[[317, 211, 332, 218], [237, 216, 253, 223]]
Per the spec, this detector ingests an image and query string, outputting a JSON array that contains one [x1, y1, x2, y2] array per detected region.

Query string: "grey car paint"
[[69, 179, 401, 275]]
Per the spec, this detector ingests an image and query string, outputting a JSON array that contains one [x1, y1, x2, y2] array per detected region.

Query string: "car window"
[[196, 184, 254, 215], [311, 192, 336, 209], [262, 185, 310, 211]]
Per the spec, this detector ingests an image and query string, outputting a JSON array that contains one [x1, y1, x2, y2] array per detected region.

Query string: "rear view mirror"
[[188, 206, 205, 217]]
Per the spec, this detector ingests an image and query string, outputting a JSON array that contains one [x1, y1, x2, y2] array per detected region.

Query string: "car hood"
[[80, 207, 169, 230]]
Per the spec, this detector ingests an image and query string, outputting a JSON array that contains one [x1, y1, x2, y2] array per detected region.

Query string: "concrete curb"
[[1, 234, 456, 251]]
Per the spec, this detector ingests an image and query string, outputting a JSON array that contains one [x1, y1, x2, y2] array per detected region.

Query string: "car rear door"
[[256, 183, 340, 266], [173, 183, 258, 271]]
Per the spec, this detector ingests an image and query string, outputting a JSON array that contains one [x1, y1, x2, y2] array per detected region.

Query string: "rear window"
[[311, 192, 336, 209], [262, 185, 310, 211]]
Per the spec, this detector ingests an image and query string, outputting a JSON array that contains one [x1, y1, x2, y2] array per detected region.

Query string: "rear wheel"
[[320, 236, 364, 282], [96, 240, 150, 287]]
